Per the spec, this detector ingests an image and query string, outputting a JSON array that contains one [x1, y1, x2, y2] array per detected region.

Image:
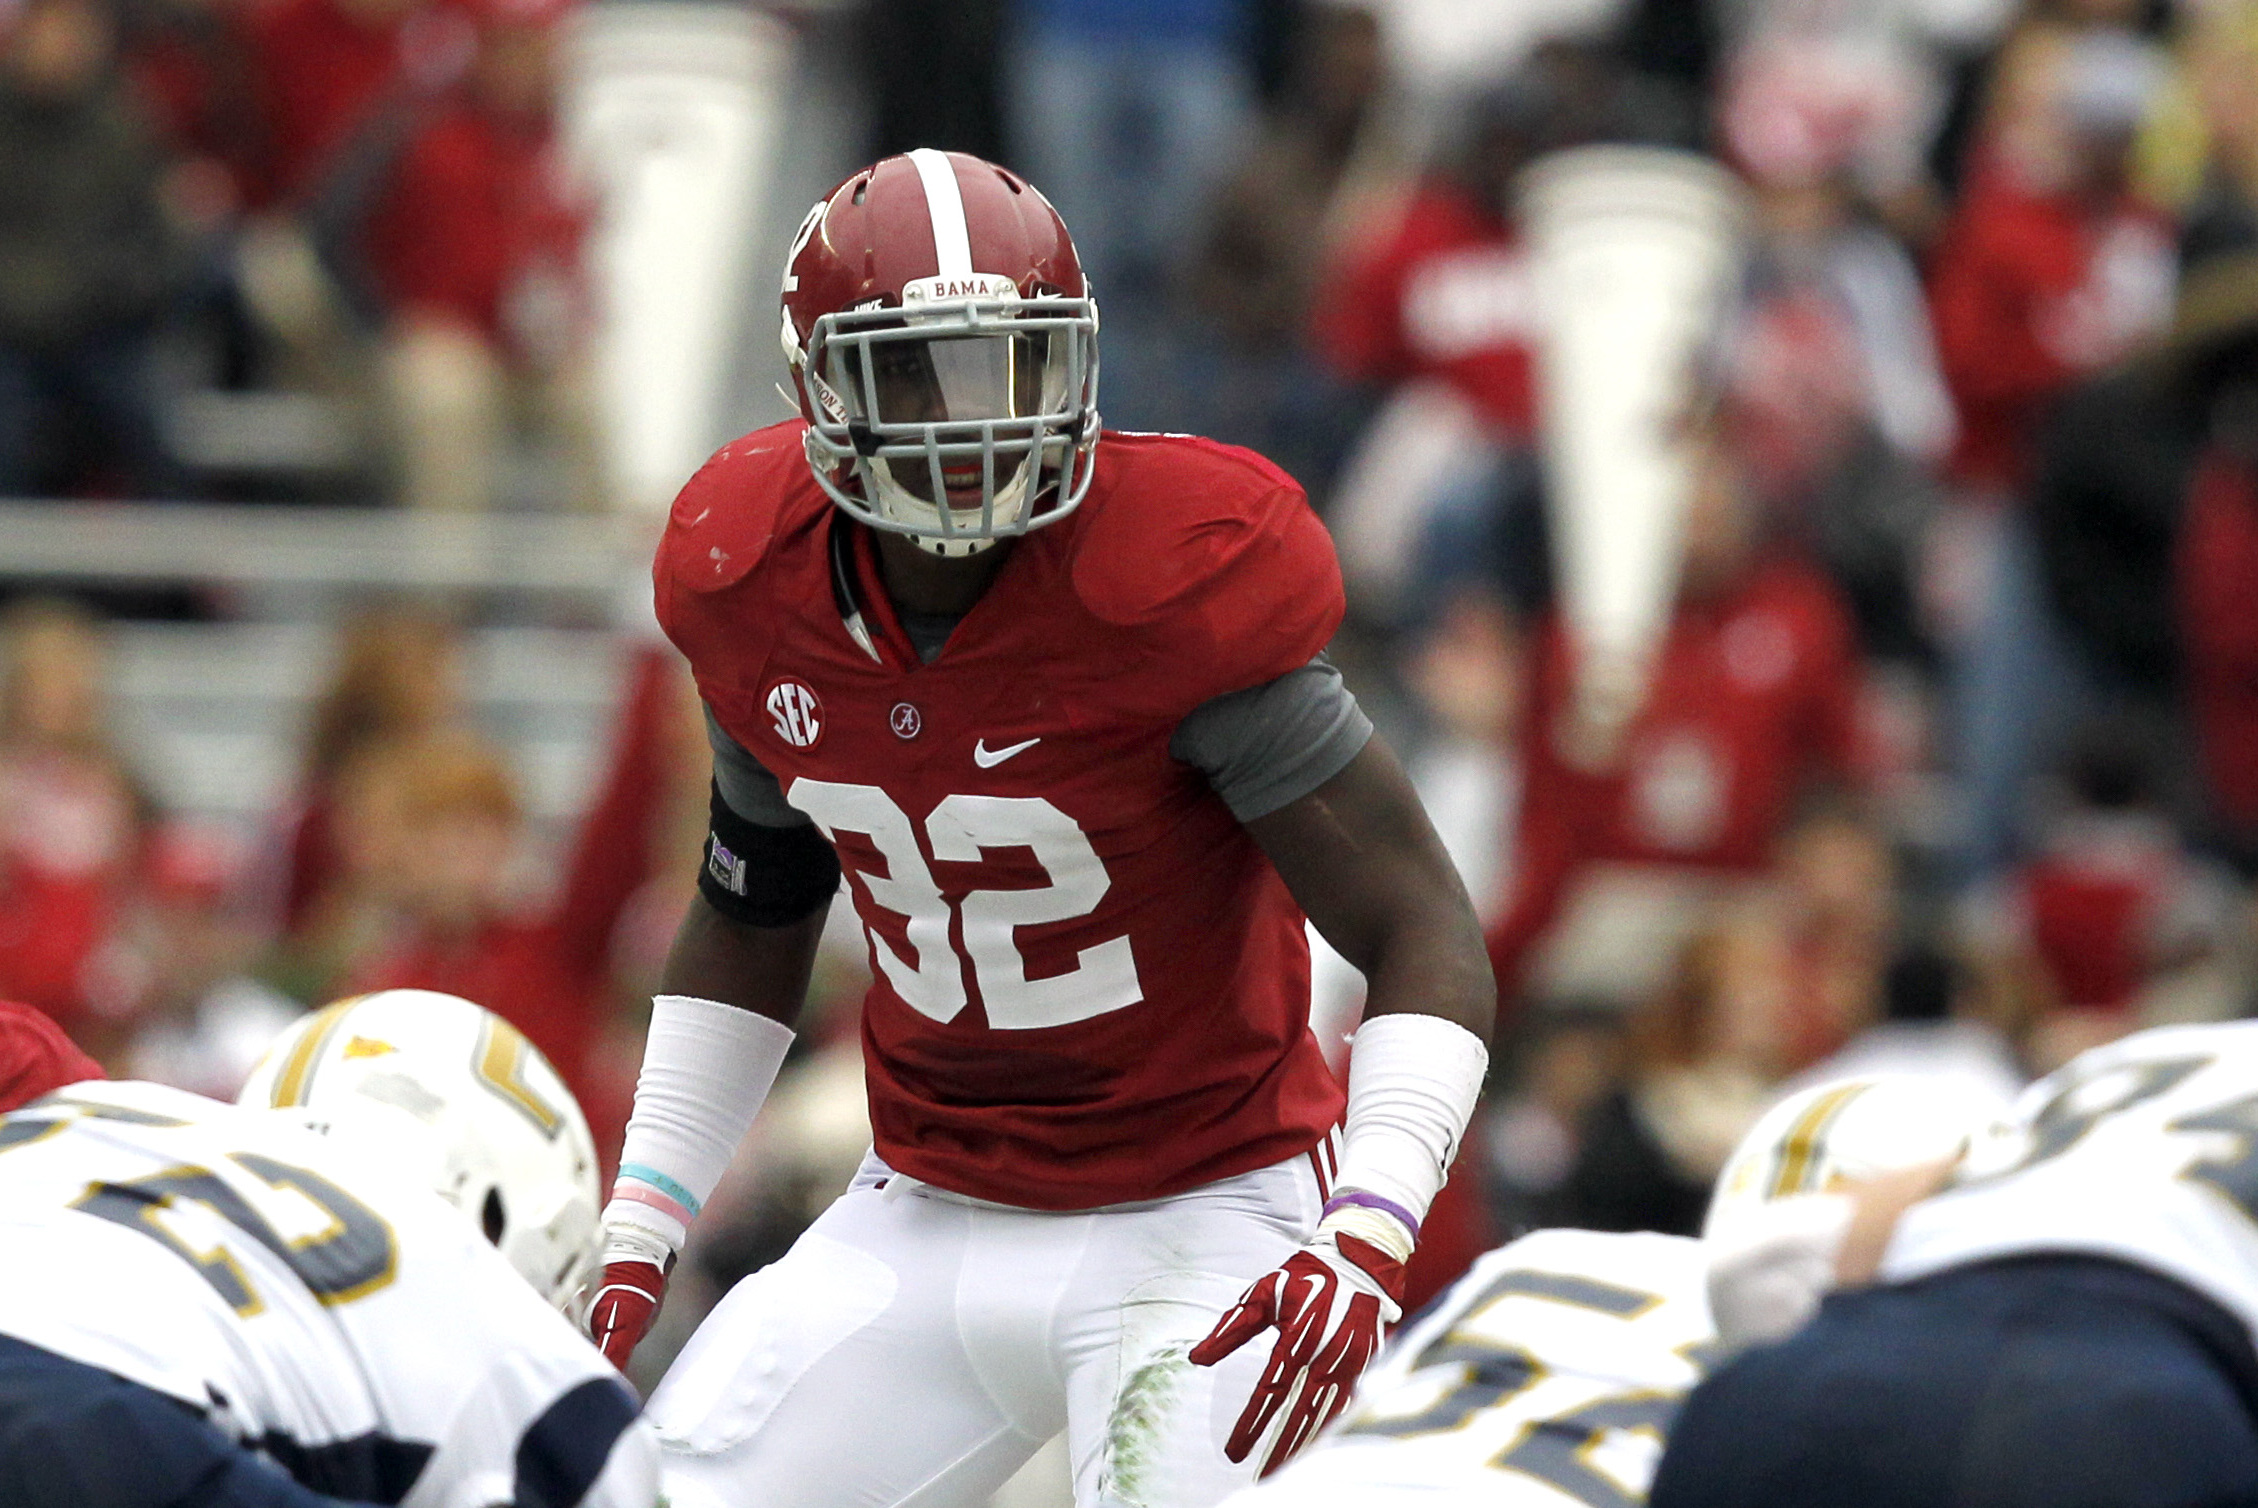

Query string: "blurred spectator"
[[2134, 0, 2258, 231], [331, 727, 601, 1089], [331, 646, 708, 1163], [1183, 1, 1383, 480], [2020, 359, 2204, 759], [244, 0, 464, 212], [2170, 245, 2258, 854], [1714, 29, 1955, 660], [0, 0, 188, 498], [0, 998, 104, 1109], [1716, 798, 1900, 1073], [1481, 1005, 1626, 1231], [117, 0, 271, 398], [231, 0, 469, 414], [0, 599, 150, 1060], [1008, 0, 1252, 306], [1559, 923, 1787, 1235], [1313, 47, 1689, 615], [1931, 25, 2174, 498], [1488, 433, 1868, 1002], [1937, 24, 2180, 878], [1783, 942, 2026, 1107], [119, 0, 263, 211], [1004, 0, 1257, 429], [269, 601, 464, 966], [362, 0, 597, 512], [115, 821, 303, 1098], [1965, 729, 2237, 1060]]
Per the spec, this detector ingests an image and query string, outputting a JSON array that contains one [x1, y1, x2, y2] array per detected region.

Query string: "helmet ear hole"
[[482, 1186, 507, 1246]]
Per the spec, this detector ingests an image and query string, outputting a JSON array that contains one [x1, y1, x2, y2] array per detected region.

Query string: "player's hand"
[[586, 1257, 667, 1371], [1189, 1231, 1407, 1475]]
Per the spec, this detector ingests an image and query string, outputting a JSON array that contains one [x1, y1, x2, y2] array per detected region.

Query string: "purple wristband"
[[1322, 1190, 1421, 1239]]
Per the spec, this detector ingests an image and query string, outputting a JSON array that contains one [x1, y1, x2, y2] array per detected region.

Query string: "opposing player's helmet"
[[237, 990, 601, 1314], [779, 148, 1100, 558], [1703, 1075, 1999, 1240], [1701, 1074, 2002, 1349]]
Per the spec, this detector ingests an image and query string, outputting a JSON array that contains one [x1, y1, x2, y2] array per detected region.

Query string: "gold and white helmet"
[[239, 990, 601, 1314], [1705, 1075, 2000, 1240], [1702, 1074, 2003, 1349]]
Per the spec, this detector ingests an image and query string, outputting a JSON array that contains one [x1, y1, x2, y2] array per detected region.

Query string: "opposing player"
[[1654, 1023, 2258, 1507], [0, 989, 656, 1507], [582, 147, 1496, 1506], [1212, 1074, 1992, 1507], [1219, 1226, 1714, 1508]]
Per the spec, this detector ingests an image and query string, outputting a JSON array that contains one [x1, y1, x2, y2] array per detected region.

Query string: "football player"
[[582, 148, 1497, 1507], [1654, 1023, 2258, 1507], [1210, 1075, 1991, 1507], [0, 989, 658, 1508]]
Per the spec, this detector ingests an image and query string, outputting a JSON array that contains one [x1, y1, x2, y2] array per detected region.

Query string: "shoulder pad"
[[653, 423, 825, 702], [654, 422, 816, 597], [1069, 434, 1344, 705]]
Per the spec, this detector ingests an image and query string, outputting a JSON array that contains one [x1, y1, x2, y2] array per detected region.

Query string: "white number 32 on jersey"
[[787, 780, 1145, 1030]]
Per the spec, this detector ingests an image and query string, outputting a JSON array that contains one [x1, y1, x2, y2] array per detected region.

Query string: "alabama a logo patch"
[[765, 679, 825, 749]]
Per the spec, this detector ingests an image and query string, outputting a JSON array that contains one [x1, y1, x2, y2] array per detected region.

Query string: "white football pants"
[[650, 1145, 1331, 1508]]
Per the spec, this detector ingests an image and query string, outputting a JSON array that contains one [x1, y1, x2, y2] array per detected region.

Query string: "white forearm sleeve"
[[1320, 1013, 1489, 1261], [603, 994, 795, 1259]]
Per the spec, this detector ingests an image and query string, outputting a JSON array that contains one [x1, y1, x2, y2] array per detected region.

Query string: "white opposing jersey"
[[1225, 1229, 1714, 1507], [1885, 1020, 2258, 1349], [0, 1080, 657, 1508]]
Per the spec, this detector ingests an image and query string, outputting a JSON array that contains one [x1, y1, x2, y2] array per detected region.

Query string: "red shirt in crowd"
[[1310, 184, 1538, 439], [658, 424, 1349, 1211], [246, 0, 467, 206], [362, 100, 586, 349], [342, 646, 686, 1163], [0, 752, 140, 1039], [2010, 814, 2187, 1014], [1489, 555, 1865, 990], [1927, 161, 2174, 494], [125, 7, 267, 208]]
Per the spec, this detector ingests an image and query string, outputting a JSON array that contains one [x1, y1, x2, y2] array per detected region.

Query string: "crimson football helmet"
[[780, 148, 1100, 557]]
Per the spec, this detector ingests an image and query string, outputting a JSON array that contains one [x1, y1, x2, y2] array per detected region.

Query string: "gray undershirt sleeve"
[[1170, 654, 1374, 821], [704, 704, 812, 827]]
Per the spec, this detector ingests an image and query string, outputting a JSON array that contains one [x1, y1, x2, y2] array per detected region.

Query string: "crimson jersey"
[[656, 422, 1349, 1209], [1310, 184, 1537, 440]]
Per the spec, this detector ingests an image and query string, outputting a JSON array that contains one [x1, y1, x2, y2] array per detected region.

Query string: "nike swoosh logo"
[[974, 736, 1041, 768]]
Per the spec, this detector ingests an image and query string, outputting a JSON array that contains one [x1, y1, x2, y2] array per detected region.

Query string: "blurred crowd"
[[0, 0, 591, 506], [10, 0, 2258, 1356]]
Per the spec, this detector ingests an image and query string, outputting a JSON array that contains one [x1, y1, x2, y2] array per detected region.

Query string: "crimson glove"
[[1189, 1230, 1407, 1475], [586, 1258, 667, 1372]]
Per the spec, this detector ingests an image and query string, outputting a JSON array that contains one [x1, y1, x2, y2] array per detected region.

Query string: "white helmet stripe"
[[907, 147, 974, 280]]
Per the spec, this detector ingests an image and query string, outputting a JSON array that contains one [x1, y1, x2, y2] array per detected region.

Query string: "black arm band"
[[698, 780, 841, 927]]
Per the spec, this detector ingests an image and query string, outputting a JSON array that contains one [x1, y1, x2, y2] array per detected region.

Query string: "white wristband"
[[604, 995, 794, 1258], [1329, 1013, 1489, 1241]]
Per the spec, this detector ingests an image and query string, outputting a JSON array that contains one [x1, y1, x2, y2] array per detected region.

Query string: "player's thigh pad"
[[648, 1183, 1050, 1508], [1061, 1157, 1317, 1508]]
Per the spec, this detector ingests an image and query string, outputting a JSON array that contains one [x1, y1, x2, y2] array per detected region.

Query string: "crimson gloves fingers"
[[586, 1259, 667, 1373], [1190, 1237, 1401, 1476]]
